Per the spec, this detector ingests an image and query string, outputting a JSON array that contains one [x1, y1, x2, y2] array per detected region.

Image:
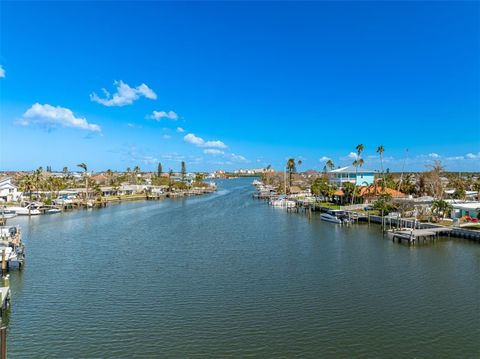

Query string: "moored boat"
[[320, 210, 350, 224]]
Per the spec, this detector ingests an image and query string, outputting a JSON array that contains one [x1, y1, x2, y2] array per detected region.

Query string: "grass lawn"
[[315, 202, 341, 210], [462, 224, 480, 230]]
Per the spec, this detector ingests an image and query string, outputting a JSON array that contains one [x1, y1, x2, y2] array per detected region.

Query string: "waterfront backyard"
[[6, 178, 480, 358]]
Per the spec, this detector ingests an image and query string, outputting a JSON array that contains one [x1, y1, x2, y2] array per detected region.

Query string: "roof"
[[452, 202, 480, 210], [329, 166, 375, 174], [359, 186, 406, 198]]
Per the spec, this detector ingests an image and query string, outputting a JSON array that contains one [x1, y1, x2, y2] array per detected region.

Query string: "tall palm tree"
[[106, 169, 113, 185], [351, 144, 364, 204], [133, 166, 140, 184], [376, 145, 385, 189], [351, 158, 364, 204], [20, 174, 34, 201], [286, 158, 296, 189], [326, 160, 334, 171], [77, 163, 89, 204]]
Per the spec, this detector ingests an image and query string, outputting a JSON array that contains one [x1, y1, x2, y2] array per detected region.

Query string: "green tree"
[[351, 157, 364, 204], [106, 169, 113, 185], [431, 199, 452, 221], [343, 182, 359, 204], [326, 160, 334, 171], [376, 145, 385, 189], [181, 161, 187, 182], [351, 144, 364, 204], [77, 163, 89, 203], [157, 162, 163, 177], [373, 194, 394, 215], [286, 158, 296, 188], [311, 177, 335, 202]]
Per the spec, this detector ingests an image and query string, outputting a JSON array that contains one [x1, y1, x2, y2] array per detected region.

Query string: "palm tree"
[[133, 166, 140, 184], [376, 145, 385, 189], [351, 144, 364, 204], [181, 161, 187, 182], [77, 163, 89, 204], [106, 169, 113, 185], [326, 160, 334, 171], [431, 200, 452, 221], [20, 174, 34, 201], [286, 158, 296, 189]]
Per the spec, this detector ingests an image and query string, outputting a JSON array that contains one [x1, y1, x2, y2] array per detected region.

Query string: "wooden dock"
[[389, 227, 453, 245]]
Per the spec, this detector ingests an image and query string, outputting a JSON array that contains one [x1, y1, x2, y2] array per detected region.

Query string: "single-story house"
[[450, 202, 480, 219]]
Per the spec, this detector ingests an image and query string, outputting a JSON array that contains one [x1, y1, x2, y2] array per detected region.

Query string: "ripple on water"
[[6, 178, 480, 358]]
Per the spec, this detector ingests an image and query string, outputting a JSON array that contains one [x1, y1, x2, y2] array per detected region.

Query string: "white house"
[[328, 166, 376, 187], [0, 177, 21, 202]]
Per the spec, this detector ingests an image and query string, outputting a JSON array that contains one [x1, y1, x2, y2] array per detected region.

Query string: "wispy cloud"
[[0, 65, 5, 78], [147, 110, 178, 121], [319, 156, 331, 162], [466, 152, 480, 159], [90, 80, 157, 106], [184, 133, 228, 149], [229, 153, 248, 163], [126, 146, 158, 164], [176, 127, 185, 133], [162, 134, 172, 139], [203, 149, 224, 155], [428, 153, 440, 158], [17, 103, 101, 132]]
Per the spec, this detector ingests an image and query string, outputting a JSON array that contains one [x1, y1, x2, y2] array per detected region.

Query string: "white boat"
[[320, 210, 350, 224], [46, 208, 61, 214], [0, 226, 24, 266], [252, 179, 262, 186], [270, 197, 296, 208], [7, 203, 41, 216]]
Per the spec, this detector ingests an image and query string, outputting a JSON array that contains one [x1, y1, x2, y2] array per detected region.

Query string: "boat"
[[270, 197, 296, 208], [320, 210, 350, 224], [7, 203, 41, 216], [46, 207, 61, 214], [0, 225, 25, 267], [252, 179, 262, 186]]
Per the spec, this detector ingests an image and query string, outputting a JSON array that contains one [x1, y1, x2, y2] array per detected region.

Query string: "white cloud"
[[203, 140, 227, 149], [176, 127, 185, 133], [428, 153, 440, 158], [204, 149, 224, 155], [446, 156, 464, 161], [147, 110, 178, 121], [347, 152, 358, 160], [184, 133, 205, 146], [0, 65, 5, 78], [184, 133, 228, 149], [17, 103, 101, 132], [90, 80, 157, 106], [230, 153, 248, 163], [466, 152, 480, 159], [162, 134, 172, 139], [319, 156, 331, 162]]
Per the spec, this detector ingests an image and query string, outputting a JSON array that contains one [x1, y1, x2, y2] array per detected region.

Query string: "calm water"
[[6, 178, 480, 358]]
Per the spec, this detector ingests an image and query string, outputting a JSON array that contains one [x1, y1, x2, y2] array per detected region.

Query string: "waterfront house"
[[0, 177, 21, 203], [450, 202, 480, 219], [328, 166, 375, 187]]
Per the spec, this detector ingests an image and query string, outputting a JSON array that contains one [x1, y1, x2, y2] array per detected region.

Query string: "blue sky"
[[0, 1, 479, 172]]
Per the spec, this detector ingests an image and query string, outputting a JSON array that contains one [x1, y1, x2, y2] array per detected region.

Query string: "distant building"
[[0, 177, 21, 202], [328, 166, 375, 187]]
